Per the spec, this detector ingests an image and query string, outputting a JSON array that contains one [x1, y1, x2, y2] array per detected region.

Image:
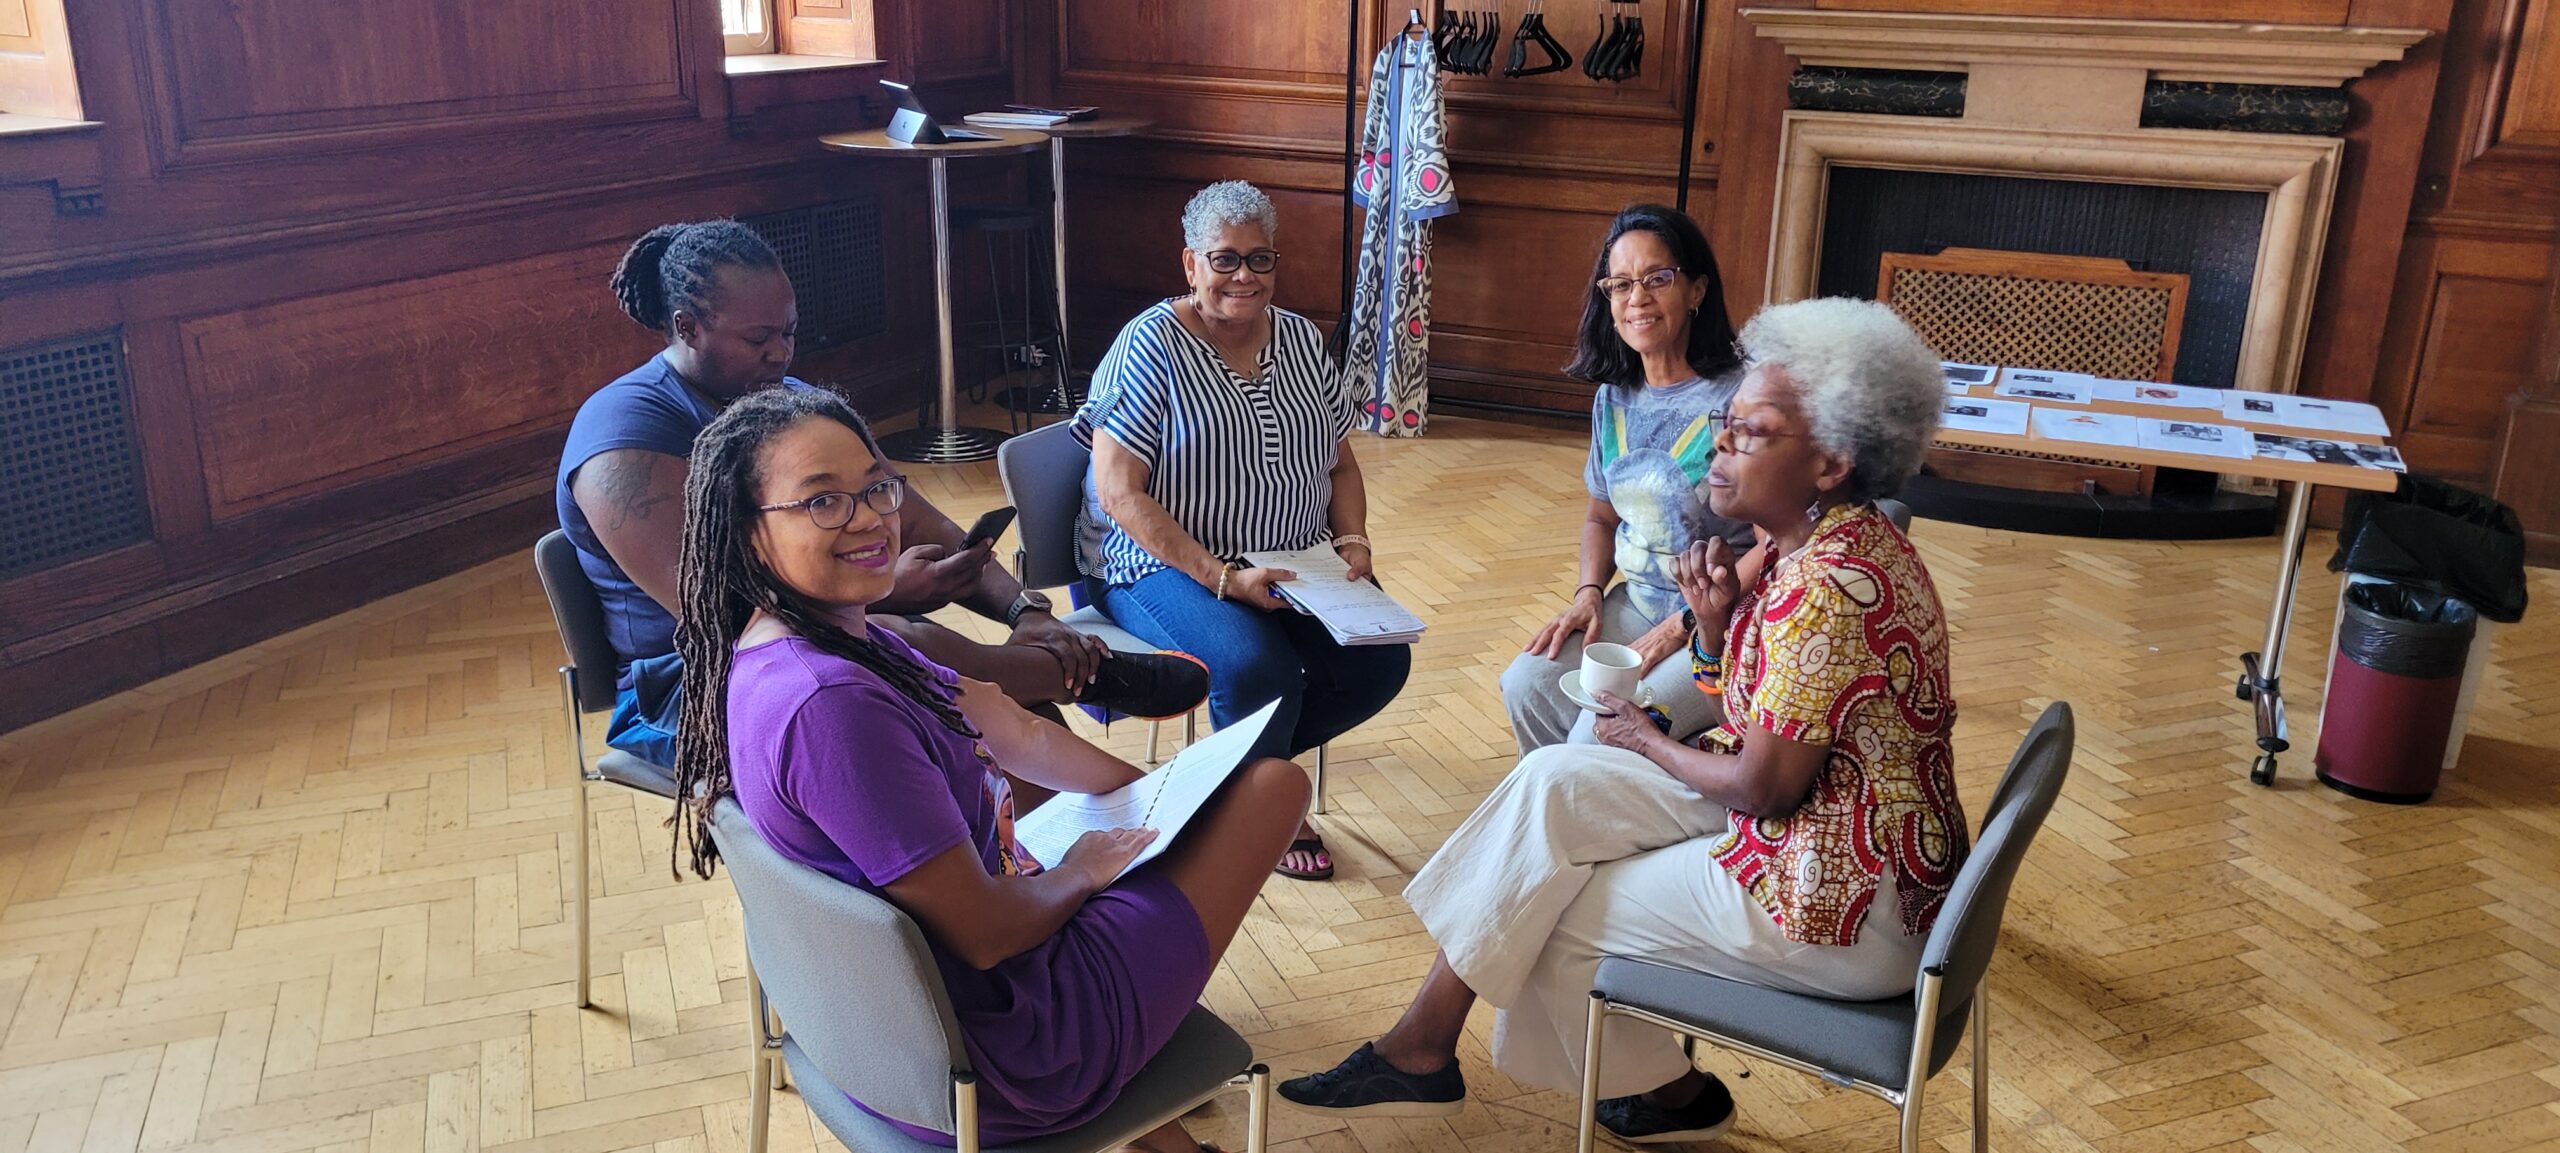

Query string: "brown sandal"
[[1276, 836, 1334, 881]]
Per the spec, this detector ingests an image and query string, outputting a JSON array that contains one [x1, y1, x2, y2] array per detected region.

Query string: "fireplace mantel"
[[1740, 9, 2428, 88]]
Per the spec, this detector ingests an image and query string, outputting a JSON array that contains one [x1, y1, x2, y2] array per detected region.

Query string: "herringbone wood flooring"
[[4, 411, 2557, 1153]]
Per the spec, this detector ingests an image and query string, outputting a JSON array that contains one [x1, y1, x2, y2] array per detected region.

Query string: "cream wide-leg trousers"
[[1402, 745, 1924, 1097]]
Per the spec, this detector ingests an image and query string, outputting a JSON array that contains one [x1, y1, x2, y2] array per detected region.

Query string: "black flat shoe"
[[1596, 1074, 1736, 1144], [1277, 1042, 1465, 1118], [1075, 650, 1210, 721]]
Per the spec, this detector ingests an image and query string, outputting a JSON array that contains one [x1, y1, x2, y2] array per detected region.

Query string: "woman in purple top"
[[665, 387, 1306, 1151]]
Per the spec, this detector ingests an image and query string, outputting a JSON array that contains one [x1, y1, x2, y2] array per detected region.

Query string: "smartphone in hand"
[[963, 506, 1018, 551]]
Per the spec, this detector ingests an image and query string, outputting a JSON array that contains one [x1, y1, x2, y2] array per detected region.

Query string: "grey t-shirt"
[[1584, 372, 1756, 624]]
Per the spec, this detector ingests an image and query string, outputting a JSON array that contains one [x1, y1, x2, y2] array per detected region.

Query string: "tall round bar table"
[[817, 125, 1046, 464], [1004, 115, 1153, 414]]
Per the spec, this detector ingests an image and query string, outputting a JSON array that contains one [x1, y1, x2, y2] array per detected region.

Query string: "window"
[[721, 0, 775, 55]]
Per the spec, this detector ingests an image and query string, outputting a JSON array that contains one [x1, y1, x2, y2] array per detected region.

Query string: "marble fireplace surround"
[[1743, 9, 2428, 396]]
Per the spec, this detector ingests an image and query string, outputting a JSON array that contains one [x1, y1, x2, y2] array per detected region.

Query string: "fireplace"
[[1743, 10, 2426, 537]]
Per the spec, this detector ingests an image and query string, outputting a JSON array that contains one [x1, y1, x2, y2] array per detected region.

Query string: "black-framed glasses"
[[758, 474, 908, 530], [1201, 249, 1280, 274], [1596, 267, 1681, 300], [1707, 410, 1806, 456]]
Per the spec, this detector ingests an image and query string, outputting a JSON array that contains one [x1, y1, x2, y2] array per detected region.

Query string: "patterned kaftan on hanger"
[[1345, 33, 1456, 438]]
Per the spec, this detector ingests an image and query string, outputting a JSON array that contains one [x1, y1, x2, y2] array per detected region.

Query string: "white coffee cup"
[[1580, 643, 1642, 702]]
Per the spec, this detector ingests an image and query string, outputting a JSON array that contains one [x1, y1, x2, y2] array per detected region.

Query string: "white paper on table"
[[1011, 701, 1280, 880], [1243, 546, 1427, 644], [2136, 418, 2253, 459], [1995, 369, 2097, 405], [1939, 396, 2030, 436], [2221, 390, 2284, 424], [2095, 379, 2221, 409], [2031, 407, 2140, 448], [2275, 395, 2391, 438], [1940, 361, 1997, 389], [2251, 433, 2407, 472]]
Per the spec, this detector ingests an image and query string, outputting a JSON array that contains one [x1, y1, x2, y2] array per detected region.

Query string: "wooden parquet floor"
[[5, 411, 2558, 1153]]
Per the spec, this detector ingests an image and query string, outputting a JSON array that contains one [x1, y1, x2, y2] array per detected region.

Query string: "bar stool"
[[953, 204, 1061, 433]]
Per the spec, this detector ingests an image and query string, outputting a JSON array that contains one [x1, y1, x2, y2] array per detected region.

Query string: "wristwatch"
[[1004, 589, 1053, 628]]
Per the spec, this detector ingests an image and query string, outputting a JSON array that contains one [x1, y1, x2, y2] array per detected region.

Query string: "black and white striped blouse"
[[1069, 300, 1354, 586]]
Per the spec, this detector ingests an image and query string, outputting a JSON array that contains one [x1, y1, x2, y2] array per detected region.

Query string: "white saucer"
[[1559, 670, 1642, 714]]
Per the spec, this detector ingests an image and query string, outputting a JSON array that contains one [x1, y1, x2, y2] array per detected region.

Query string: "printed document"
[[1012, 701, 1280, 881], [1242, 546, 1427, 646]]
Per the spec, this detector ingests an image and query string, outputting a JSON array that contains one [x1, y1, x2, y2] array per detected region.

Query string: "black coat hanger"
[[1505, 0, 1573, 78]]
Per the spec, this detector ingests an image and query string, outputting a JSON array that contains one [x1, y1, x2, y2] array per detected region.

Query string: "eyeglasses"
[[1707, 410, 1806, 456], [1201, 249, 1280, 274], [1596, 267, 1682, 300], [758, 474, 908, 530]]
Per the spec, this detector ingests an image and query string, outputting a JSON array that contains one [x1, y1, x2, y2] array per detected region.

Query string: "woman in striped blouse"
[[1071, 181, 1410, 882]]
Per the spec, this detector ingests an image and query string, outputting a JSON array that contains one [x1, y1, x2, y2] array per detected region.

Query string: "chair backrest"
[[706, 797, 972, 1133], [996, 420, 1092, 591], [1921, 702, 2073, 1014], [1877, 498, 1913, 535], [534, 530, 623, 715]]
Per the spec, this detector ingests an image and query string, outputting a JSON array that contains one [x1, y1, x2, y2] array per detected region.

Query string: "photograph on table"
[[2251, 433, 2408, 471]]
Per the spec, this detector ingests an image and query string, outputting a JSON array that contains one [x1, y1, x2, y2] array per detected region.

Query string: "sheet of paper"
[[2031, 407, 2139, 448], [2275, 395, 2390, 438], [1243, 547, 1427, 645], [2095, 379, 2221, 409], [1011, 701, 1281, 881], [1995, 369, 2097, 406], [1940, 361, 1997, 389], [2252, 433, 2407, 472], [2221, 390, 2284, 424], [1939, 396, 2030, 436], [2136, 418, 2253, 459]]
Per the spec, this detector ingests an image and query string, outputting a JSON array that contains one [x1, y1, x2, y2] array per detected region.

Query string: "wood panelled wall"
[[2382, 0, 2560, 558], [0, 0, 1017, 729], [1023, 0, 2560, 555]]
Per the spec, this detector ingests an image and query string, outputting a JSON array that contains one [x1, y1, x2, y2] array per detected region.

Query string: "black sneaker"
[[1277, 1043, 1466, 1118], [1075, 650, 1209, 721], [1596, 1074, 1736, 1144]]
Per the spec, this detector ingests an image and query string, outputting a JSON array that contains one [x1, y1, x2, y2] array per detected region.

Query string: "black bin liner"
[[2326, 476, 2529, 625], [2337, 582, 2476, 679]]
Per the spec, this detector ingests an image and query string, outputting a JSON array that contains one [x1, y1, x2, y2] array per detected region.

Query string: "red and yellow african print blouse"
[[1702, 502, 1965, 947]]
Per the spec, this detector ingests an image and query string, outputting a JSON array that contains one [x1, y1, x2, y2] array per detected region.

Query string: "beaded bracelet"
[[1214, 564, 1236, 601], [1333, 534, 1372, 551]]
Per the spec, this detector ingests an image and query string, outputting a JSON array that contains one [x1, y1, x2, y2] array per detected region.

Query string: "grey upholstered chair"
[[706, 797, 1272, 1153], [1575, 702, 2075, 1153], [1878, 496, 1913, 535], [997, 420, 1201, 767], [998, 422, 1335, 811], [532, 530, 684, 1009]]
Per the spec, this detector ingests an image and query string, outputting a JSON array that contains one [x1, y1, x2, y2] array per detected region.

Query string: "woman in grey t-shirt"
[[1502, 205, 1764, 753]]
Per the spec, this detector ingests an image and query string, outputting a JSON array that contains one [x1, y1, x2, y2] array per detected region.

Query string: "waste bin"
[[2314, 584, 2476, 803], [2318, 476, 2529, 802]]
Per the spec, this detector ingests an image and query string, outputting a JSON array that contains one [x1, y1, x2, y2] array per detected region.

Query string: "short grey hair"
[[1181, 180, 1279, 252], [1738, 298, 1944, 501]]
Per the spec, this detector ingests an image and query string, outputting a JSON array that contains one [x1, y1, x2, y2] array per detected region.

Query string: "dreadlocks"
[[610, 220, 784, 335], [668, 388, 980, 879]]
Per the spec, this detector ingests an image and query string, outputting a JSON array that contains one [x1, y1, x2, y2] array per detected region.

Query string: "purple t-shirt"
[[725, 627, 1214, 1144]]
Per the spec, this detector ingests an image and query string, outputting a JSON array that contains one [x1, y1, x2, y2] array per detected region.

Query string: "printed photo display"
[[2251, 433, 2408, 472]]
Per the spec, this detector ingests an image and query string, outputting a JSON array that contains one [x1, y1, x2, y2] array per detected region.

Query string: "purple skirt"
[[865, 869, 1214, 1145]]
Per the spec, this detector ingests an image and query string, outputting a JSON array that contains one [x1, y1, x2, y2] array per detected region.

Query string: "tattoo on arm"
[[595, 453, 674, 532]]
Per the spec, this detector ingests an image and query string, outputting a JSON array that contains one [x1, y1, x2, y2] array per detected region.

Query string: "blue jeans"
[[605, 652, 684, 768], [1091, 570, 1411, 762]]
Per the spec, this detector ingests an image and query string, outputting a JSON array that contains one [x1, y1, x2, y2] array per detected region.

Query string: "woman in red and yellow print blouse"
[[1278, 297, 1961, 1145]]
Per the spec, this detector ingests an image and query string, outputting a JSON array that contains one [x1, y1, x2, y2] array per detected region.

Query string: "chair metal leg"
[[1146, 720, 1162, 766], [561, 668, 594, 1010], [1972, 987, 1990, 1153], [747, 955, 780, 1153], [1901, 972, 1946, 1153], [1244, 1064, 1271, 1153], [1576, 992, 1607, 1153], [1313, 743, 1330, 815], [954, 1074, 982, 1153], [1185, 709, 1197, 747]]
